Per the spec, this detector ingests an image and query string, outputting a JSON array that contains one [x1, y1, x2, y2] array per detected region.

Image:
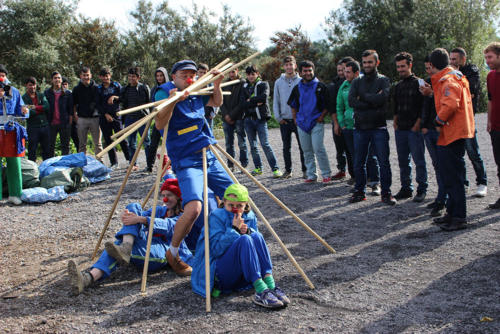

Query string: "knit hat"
[[224, 184, 248, 202], [161, 179, 182, 200]]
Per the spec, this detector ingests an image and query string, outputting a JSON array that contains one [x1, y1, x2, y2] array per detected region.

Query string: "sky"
[[76, 0, 343, 50]]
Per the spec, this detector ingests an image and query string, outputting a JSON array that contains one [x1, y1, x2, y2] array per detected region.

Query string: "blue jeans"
[[437, 139, 466, 219], [395, 130, 428, 193], [353, 128, 392, 194], [464, 130, 487, 186], [344, 129, 379, 184], [125, 117, 151, 167], [297, 122, 331, 179], [223, 120, 248, 168], [280, 119, 306, 173], [244, 118, 279, 171], [424, 130, 447, 203]]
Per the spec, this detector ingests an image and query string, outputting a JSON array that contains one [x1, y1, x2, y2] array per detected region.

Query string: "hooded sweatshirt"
[[273, 73, 301, 122], [151, 67, 169, 102]]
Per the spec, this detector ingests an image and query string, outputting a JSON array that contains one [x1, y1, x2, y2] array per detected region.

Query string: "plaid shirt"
[[392, 74, 424, 130]]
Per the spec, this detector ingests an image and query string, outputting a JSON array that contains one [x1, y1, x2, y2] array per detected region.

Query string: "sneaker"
[[273, 169, 283, 178], [439, 218, 467, 231], [302, 171, 307, 179], [143, 166, 153, 173], [413, 191, 426, 203], [350, 191, 366, 203], [394, 188, 412, 200], [381, 193, 397, 206], [488, 198, 500, 209], [105, 241, 132, 265], [253, 289, 284, 309], [166, 249, 192, 276], [67, 260, 93, 295], [251, 167, 262, 176], [110, 163, 118, 170], [430, 202, 445, 217], [347, 178, 355, 185], [332, 171, 346, 180], [322, 176, 332, 184], [475, 184, 487, 197], [304, 178, 317, 183], [432, 214, 452, 225], [272, 286, 290, 305], [131, 165, 139, 172], [370, 184, 381, 196], [281, 171, 292, 179], [7, 196, 22, 205]]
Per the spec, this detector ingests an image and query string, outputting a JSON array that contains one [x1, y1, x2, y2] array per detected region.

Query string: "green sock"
[[263, 275, 275, 290], [253, 278, 267, 294]]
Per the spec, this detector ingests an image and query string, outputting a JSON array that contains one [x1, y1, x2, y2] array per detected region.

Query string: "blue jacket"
[[191, 208, 258, 297], [288, 78, 328, 133], [97, 82, 122, 117]]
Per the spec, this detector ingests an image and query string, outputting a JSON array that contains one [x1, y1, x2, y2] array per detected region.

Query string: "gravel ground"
[[1, 113, 499, 333]]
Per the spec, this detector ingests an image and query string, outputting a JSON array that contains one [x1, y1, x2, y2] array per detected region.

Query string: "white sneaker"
[[8, 196, 22, 205], [475, 184, 487, 197]]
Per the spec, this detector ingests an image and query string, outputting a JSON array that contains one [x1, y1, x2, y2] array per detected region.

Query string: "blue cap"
[[171, 60, 197, 74]]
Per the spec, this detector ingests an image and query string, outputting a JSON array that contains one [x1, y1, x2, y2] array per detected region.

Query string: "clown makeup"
[[224, 198, 247, 215], [162, 190, 179, 208]]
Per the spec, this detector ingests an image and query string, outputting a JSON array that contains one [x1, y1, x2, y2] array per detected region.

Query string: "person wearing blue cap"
[[154, 59, 233, 276]]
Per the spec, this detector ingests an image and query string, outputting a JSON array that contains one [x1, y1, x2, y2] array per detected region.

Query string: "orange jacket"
[[431, 66, 475, 146]]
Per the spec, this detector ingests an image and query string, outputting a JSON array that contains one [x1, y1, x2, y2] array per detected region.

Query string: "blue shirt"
[[155, 82, 215, 163], [0, 86, 25, 120]]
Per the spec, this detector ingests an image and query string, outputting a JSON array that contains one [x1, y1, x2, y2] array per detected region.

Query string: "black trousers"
[[491, 130, 500, 186], [100, 116, 130, 165]]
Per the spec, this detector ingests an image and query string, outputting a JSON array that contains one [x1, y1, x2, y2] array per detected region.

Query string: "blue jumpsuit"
[[191, 208, 273, 297]]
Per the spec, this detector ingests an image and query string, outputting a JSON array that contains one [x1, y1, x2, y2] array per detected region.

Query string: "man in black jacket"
[[348, 50, 396, 205], [72, 67, 103, 160], [44, 71, 73, 157], [220, 68, 248, 170], [392, 52, 427, 202], [450, 47, 488, 197]]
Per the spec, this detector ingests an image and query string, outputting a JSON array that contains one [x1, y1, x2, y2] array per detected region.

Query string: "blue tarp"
[[21, 186, 68, 203]]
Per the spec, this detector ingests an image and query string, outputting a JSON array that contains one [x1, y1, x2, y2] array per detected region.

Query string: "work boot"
[[67, 260, 93, 295], [166, 249, 192, 276], [105, 241, 132, 265]]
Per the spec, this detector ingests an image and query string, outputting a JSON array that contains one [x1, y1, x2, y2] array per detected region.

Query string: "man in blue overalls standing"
[[154, 60, 233, 276]]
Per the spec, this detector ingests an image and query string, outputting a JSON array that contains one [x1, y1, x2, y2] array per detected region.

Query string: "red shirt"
[[52, 90, 62, 125], [487, 70, 500, 131]]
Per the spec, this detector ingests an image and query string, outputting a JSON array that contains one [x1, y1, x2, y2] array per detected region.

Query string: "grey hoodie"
[[273, 73, 301, 122]]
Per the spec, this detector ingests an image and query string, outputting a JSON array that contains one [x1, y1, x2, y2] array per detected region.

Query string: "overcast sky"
[[77, 0, 342, 50]]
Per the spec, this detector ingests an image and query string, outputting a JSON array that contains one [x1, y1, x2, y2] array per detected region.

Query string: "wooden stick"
[[198, 79, 242, 92], [141, 122, 169, 294], [202, 147, 211, 311], [116, 100, 160, 117], [210, 145, 315, 289], [192, 91, 231, 96], [91, 120, 152, 260], [214, 143, 336, 253], [141, 160, 172, 208], [111, 117, 143, 140], [202, 52, 261, 87]]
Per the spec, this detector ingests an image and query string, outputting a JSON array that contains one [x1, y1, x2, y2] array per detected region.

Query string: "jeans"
[[343, 129, 379, 182], [280, 119, 306, 173], [297, 122, 331, 179], [49, 123, 71, 157], [395, 130, 428, 193], [244, 118, 279, 171], [437, 139, 466, 219], [223, 120, 248, 168], [490, 130, 500, 186], [77, 117, 103, 157], [147, 126, 162, 168], [27, 125, 51, 161], [424, 130, 447, 203], [353, 128, 392, 194], [464, 130, 487, 186], [125, 117, 151, 166], [100, 116, 130, 165]]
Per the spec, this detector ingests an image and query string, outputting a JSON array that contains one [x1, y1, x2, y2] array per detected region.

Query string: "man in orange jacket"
[[426, 48, 475, 231]]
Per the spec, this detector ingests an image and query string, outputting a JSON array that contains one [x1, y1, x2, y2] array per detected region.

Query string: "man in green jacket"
[[22, 77, 50, 161]]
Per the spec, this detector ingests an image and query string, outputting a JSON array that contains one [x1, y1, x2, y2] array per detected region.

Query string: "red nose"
[[163, 197, 168, 203], [0, 77, 3, 82], [186, 78, 194, 85], [231, 207, 239, 214]]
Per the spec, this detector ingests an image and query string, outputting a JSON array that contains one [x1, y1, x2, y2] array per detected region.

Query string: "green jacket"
[[22, 92, 50, 128], [336, 79, 354, 129]]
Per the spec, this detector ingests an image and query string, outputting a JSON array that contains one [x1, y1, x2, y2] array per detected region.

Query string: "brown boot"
[[105, 241, 132, 265], [166, 249, 192, 276], [67, 260, 93, 295]]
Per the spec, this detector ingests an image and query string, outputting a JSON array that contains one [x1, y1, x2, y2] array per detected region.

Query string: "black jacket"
[[420, 77, 437, 130], [44, 88, 73, 125], [119, 83, 150, 119], [72, 80, 98, 118], [220, 77, 245, 122], [327, 76, 345, 114], [459, 63, 480, 114], [240, 80, 271, 121], [391, 74, 424, 130], [348, 71, 391, 130]]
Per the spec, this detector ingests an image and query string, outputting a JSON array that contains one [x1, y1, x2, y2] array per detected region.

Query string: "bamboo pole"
[[210, 145, 315, 289], [91, 120, 152, 260], [198, 79, 242, 92], [213, 143, 336, 254], [111, 117, 143, 140], [141, 160, 172, 208], [141, 122, 169, 294], [202, 147, 211, 311]]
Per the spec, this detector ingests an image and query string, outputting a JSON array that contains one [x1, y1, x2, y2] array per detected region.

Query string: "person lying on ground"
[[191, 184, 290, 309]]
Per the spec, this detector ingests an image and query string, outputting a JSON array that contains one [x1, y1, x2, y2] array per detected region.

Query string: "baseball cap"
[[224, 184, 249, 202]]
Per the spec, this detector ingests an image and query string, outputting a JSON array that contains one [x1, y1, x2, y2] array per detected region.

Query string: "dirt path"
[[1, 113, 499, 333]]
